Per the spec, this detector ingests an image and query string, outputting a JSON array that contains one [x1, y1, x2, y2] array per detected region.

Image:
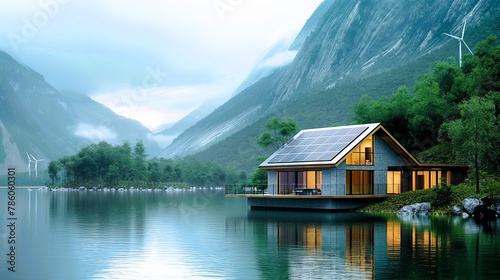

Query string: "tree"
[[446, 96, 498, 193], [47, 160, 60, 185], [257, 117, 300, 150], [148, 160, 162, 182], [249, 168, 268, 191], [132, 140, 148, 181], [468, 36, 500, 96], [354, 86, 414, 148]]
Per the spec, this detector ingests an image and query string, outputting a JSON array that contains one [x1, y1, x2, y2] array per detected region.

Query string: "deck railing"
[[226, 184, 402, 196], [225, 184, 271, 195]]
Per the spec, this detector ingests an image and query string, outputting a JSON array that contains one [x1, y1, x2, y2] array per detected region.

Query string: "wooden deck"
[[226, 194, 391, 199], [226, 194, 390, 211]]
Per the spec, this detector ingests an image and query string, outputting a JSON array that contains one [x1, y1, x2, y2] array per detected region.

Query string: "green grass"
[[359, 181, 500, 215]]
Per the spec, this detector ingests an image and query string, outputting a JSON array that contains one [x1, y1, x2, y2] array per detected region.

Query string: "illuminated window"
[[277, 171, 322, 194], [413, 170, 443, 190], [346, 170, 373, 195], [387, 171, 401, 194], [346, 136, 374, 166]]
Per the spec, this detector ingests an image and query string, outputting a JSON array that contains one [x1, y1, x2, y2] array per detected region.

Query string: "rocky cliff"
[[159, 0, 500, 160]]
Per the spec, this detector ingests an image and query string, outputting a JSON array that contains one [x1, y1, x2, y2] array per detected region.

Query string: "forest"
[[353, 36, 500, 192], [47, 140, 248, 188]]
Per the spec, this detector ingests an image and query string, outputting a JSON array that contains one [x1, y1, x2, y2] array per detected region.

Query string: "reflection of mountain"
[[0, 51, 161, 172], [159, 0, 500, 172]]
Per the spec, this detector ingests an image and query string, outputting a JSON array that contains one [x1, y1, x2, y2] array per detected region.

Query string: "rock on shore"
[[397, 202, 431, 216]]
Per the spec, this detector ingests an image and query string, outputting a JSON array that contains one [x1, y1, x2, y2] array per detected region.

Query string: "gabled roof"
[[259, 123, 420, 170]]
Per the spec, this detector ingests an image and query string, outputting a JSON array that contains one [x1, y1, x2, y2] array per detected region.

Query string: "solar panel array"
[[268, 126, 369, 163]]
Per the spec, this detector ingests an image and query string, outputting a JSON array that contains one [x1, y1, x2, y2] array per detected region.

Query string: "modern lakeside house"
[[227, 123, 468, 211]]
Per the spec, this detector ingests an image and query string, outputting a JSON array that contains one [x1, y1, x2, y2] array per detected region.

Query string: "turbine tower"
[[443, 19, 474, 67], [26, 153, 34, 178], [31, 155, 45, 178]]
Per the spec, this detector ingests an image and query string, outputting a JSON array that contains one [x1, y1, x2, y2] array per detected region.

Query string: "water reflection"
[[1, 189, 498, 279], [226, 210, 500, 280]]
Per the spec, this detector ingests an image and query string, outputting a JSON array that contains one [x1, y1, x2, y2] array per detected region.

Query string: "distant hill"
[[158, 0, 500, 173], [0, 51, 161, 177]]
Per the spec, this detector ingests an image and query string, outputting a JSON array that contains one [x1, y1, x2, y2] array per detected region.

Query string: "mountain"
[[158, 0, 500, 172], [158, 0, 500, 161], [0, 51, 161, 174], [154, 1, 336, 149], [153, 97, 226, 147]]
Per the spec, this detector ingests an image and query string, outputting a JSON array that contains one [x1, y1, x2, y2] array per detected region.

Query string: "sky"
[[0, 0, 324, 131]]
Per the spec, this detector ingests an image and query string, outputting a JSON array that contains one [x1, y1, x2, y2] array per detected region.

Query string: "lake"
[[0, 187, 499, 279]]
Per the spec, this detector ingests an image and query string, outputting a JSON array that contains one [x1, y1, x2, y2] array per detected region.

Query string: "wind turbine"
[[443, 19, 474, 67], [26, 153, 35, 178], [31, 155, 45, 178]]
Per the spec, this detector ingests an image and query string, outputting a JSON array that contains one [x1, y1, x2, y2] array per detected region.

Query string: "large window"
[[277, 171, 322, 194], [346, 136, 374, 166], [412, 170, 442, 190], [387, 171, 402, 194], [346, 170, 373, 195]]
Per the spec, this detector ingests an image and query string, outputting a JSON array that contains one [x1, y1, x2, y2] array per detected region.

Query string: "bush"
[[430, 182, 453, 207]]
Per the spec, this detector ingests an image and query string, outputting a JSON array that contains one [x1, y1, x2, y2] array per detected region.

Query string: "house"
[[228, 123, 467, 211]]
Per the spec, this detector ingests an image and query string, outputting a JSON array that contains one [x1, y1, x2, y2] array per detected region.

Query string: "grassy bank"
[[359, 180, 500, 215]]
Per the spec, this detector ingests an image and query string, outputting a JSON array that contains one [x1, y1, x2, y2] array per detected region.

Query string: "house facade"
[[243, 123, 467, 210]]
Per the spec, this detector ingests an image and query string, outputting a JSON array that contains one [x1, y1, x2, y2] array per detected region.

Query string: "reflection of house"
[[236, 123, 467, 211]]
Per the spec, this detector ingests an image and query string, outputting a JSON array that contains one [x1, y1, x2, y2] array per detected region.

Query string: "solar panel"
[[268, 126, 369, 163]]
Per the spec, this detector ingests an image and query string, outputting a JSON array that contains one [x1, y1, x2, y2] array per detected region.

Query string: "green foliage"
[[360, 189, 434, 213], [446, 96, 498, 192], [354, 86, 414, 147], [50, 141, 242, 188], [353, 36, 500, 181], [478, 173, 500, 197], [249, 168, 267, 186], [415, 142, 455, 164], [47, 160, 60, 185], [360, 180, 500, 214], [257, 117, 300, 150], [422, 181, 453, 208]]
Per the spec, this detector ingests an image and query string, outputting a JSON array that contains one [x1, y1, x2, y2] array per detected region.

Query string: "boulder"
[[462, 196, 482, 214], [473, 204, 497, 220], [397, 202, 431, 216], [494, 198, 500, 216], [452, 205, 463, 215]]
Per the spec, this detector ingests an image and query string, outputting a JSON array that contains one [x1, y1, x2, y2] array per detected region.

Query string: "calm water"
[[0, 188, 499, 280]]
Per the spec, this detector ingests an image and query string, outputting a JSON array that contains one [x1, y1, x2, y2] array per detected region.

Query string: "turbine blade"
[[462, 40, 474, 55], [461, 19, 467, 39], [443, 33, 460, 40]]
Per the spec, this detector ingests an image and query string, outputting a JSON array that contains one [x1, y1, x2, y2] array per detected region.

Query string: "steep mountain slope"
[[159, 0, 500, 161], [154, 1, 335, 148], [194, 14, 500, 173], [0, 51, 161, 174], [153, 97, 225, 147]]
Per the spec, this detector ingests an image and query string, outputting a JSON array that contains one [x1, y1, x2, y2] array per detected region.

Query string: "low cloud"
[[148, 133, 177, 149], [258, 50, 298, 68], [90, 78, 241, 131], [74, 123, 117, 141]]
